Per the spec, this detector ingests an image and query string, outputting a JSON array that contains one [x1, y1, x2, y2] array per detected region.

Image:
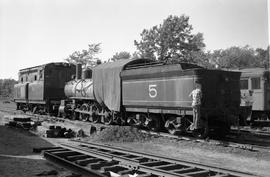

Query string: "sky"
[[0, 0, 269, 79]]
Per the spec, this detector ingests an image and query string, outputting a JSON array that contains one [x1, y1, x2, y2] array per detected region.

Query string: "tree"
[[65, 43, 101, 68], [134, 15, 205, 62], [210, 46, 264, 69], [131, 51, 141, 59], [110, 51, 131, 62], [255, 47, 269, 68], [189, 50, 215, 68], [0, 79, 17, 98]]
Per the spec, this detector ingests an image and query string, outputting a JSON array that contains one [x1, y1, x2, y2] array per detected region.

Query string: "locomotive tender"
[[121, 62, 240, 136], [14, 62, 75, 114], [15, 58, 241, 137]]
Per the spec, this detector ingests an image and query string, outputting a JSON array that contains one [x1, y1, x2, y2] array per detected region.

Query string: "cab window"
[[251, 77, 261, 89], [240, 79, 248, 90]]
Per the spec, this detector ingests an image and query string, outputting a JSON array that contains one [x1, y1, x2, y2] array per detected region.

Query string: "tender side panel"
[[122, 76, 194, 109], [121, 64, 198, 115], [26, 66, 45, 102], [14, 83, 29, 102], [15, 65, 45, 104], [28, 81, 44, 102]]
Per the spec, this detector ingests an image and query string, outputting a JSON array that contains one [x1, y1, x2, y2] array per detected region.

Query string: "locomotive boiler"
[[64, 64, 94, 99]]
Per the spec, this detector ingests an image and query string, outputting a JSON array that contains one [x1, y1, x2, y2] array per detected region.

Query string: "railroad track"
[[1, 106, 270, 152], [39, 141, 257, 177], [231, 127, 270, 137], [139, 130, 270, 152]]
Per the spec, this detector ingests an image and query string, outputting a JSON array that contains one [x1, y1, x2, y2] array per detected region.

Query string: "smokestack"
[[76, 63, 82, 80]]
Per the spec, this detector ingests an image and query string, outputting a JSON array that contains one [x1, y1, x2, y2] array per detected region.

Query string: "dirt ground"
[[1, 100, 270, 177], [83, 126, 270, 177], [0, 111, 79, 177]]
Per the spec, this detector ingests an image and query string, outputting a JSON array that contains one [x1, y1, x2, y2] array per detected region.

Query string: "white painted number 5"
[[149, 84, 157, 98]]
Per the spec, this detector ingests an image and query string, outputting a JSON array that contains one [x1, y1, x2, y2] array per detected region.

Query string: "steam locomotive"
[[14, 58, 241, 137]]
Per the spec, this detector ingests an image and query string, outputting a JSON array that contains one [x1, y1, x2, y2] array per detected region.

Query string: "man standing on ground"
[[189, 81, 202, 130], [242, 90, 254, 125]]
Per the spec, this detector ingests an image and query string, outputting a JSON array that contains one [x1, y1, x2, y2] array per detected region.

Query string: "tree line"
[[65, 15, 268, 69], [0, 79, 17, 98]]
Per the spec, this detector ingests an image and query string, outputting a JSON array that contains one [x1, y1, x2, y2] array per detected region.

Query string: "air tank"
[[64, 79, 94, 99]]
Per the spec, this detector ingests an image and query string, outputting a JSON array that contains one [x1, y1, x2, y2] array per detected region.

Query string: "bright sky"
[[0, 0, 268, 79]]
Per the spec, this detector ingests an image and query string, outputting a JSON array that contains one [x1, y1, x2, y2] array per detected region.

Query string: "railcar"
[[14, 62, 75, 114], [61, 59, 241, 137], [239, 68, 270, 126]]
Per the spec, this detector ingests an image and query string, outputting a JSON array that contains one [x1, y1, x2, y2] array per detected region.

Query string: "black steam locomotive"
[[14, 59, 241, 137]]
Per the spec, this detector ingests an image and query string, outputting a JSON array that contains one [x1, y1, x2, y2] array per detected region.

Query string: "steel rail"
[[42, 146, 144, 177], [68, 140, 257, 177], [140, 130, 270, 152], [230, 127, 270, 137], [43, 147, 108, 177]]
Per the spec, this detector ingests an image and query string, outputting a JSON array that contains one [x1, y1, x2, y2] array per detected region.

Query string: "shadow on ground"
[[0, 126, 71, 177]]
